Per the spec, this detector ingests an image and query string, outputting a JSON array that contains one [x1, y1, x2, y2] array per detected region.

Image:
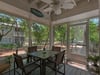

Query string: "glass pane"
[[32, 23, 49, 50], [89, 18, 99, 56], [54, 24, 67, 50], [70, 24, 86, 56]]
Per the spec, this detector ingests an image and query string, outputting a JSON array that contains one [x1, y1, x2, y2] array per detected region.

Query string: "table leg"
[[40, 59, 46, 75], [14, 61, 16, 75]]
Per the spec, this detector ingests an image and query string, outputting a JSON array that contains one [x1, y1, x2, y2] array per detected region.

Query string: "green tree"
[[89, 21, 99, 45], [19, 19, 28, 38], [54, 24, 66, 45], [32, 23, 48, 45], [70, 27, 75, 43], [19, 20, 49, 45], [0, 14, 15, 41]]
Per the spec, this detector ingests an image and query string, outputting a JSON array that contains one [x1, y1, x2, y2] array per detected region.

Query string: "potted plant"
[[88, 55, 99, 66], [88, 55, 100, 73]]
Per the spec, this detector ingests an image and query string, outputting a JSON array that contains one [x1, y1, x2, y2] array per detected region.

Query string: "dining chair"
[[47, 50, 65, 75], [23, 46, 38, 62], [52, 46, 61, 52], [28, 46, 37, 53], [13, 53, 40, 75], [48, 46, 61, 61], [28, 46, 40, 62]]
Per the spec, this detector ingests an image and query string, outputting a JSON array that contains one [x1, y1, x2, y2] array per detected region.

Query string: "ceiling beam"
[[72, 0, 77, 6], [40, 4, 48, 10], [52, 9, 99, 25], [88, 0, 90, 2], [0, 1, 49, 25]]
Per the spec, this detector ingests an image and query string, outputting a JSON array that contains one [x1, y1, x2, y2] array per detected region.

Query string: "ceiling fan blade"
[[62, 0, 77, 6], [54, 8, 62, 15], [41, 0, 53, 4], [64, 0, 73, 2], [61, 3, 74, 9], [43, 7, 53, 12]]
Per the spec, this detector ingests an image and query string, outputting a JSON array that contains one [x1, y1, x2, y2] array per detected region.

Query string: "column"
[[49, 24, 54, 49], [28, 21, 33, 47], [85, 19, 89, 68], [66, 23, 71, 61], [98, 0, 100, 74]]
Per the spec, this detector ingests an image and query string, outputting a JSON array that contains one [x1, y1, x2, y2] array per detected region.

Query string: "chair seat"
[[47, 46, 61, 64], [47, 62, 55, 68], [13, 53, 40, 75], [26, 46, 40, 63], [47, 61, 61, 69], [46, 51, 65, 75], [24, 62, 39, 74]]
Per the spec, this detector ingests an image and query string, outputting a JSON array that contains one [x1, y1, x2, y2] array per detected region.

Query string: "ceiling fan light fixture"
[[41, 0, 53, 4], [42, 0, 76, 15], [62, 3, 74, 9], [30, 8, 44, 17], [64, 0, 72, 2], [54, 9, 62, 15], [44, 7, 52, 12]]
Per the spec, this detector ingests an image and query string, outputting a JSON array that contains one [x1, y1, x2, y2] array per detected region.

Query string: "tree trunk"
[[0, 35, 3, 41]]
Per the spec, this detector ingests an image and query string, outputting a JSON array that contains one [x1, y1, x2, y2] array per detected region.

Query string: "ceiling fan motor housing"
[[41, 0, 76, 15]]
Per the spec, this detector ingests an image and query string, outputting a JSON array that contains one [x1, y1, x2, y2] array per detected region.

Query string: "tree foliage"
[[89, 21, 99, 45], [32, 23, 48, 44], [19, 19, 28, 38], [54, 24, 66, 44], [0, 14, 16, 41]]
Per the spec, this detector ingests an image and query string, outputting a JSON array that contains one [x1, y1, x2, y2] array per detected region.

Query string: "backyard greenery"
[[32, 23, 49, 45], [0, 13, 99, 50], [89, 20, 99, 46], [0, 44, 16, 49], [0, 14, 17, 41], [54, 24, 66, 45]]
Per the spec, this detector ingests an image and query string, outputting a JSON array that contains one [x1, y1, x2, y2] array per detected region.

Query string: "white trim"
[[0, 1, 49, 25], [52, 9, 99, 25]]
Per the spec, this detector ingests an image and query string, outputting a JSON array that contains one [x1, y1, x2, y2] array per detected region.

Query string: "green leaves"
[[89, 21, 99, 44], [54, 24, 66, 42], [32, 23, 48, 44], [88, 55, 100, 63], [0, 14, 14, 41]]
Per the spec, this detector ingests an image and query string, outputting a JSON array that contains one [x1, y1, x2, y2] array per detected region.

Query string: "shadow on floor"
[[3, 64, 92, 75]]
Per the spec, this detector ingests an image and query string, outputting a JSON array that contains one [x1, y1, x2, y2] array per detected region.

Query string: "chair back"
[[55, 50, 65, 65], [28, 46, 37, 53], [13, 54, 24, 70], [52, 46, 61, 52]]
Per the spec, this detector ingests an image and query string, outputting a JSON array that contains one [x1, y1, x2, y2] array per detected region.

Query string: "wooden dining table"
[[28, 50, 59, 75]]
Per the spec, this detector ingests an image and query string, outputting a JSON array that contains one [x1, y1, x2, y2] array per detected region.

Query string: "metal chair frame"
[[13, 53, 39, 75], [47, 50, 65, 75]]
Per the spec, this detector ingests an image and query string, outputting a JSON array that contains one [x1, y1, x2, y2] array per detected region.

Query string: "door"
[[68, 22, 88, 64]]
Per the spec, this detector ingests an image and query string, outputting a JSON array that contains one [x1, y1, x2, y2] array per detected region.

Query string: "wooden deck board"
[[3, 64, 93, 75]]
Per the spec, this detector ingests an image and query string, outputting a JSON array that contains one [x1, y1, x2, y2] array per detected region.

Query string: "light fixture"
[[30, 8, 44, 17]]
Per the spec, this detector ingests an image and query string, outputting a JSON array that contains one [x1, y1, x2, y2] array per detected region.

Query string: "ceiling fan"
[[41, 0, 76, 15]]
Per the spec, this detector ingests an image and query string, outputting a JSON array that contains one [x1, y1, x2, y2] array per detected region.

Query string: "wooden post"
[[85, 19, 89, 68], [66, 23, 71, 61], [49, 24, 54, 50], [98, 0, 100, 74], [28, 20, 32, 47], [49, 13, 54, 50]]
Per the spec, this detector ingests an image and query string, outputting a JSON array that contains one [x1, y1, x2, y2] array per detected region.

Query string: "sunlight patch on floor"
[[68, 62, 87, 70]]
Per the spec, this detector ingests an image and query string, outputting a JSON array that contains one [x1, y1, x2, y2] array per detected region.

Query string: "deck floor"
[[0, 49, 94, 75], [3, 64, 93, 75]]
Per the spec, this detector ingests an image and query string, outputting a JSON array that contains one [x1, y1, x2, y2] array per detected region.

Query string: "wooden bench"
[[0, 63, 10, 75]]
